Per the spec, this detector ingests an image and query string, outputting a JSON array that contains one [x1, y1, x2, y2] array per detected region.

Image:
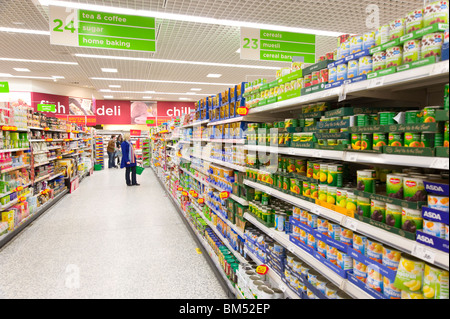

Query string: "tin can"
[[318, 184, 328, 202], [386, 203, 403, 228], [373, 133, 387, 150], [379, 111, 396, 125], [337, 63, 348, 81], [317, 240, 327, 258], [307, 213, 318, 229], [340, 228, 353, 246], [423, 106, 441, 123], [329, 67, 337, 83], [404, 132, 422, 147], [366, 238, 383, 263], [311, 71, 320, 85], [312, 162, 321, 181], [358, 56, 373, 75], [371, 199, 386, 223], [353, 260, 368, 283], [327, 163, 343, 187], [346, 190, 357, 213], [353, 233, 368, 255], [383, 276, 401, 299], [336, 188, 347, 208], [300, 209, 309, 225], [327, 186, 337, 205], [388, 133, 403, 147], [325, 283, 339, 299], [337, 250, 353, 270], [310, 182, 319, 199], [307, 233, 316, 250], [304, 74, 312, 88], [403, 176, 426, 202], [328, 223, 341, 241], [423, 220, 446, 239], [319, 163, 328, 185], [405, 110, 422, 124], [382, 246, 402, 271], [406, 9, 424, 34], [351, 133, 361, 150], [350, 35, 363, 54], [394, 256, 425, 293], [376, 24, 390, 46], [428, 194, 450, 213], [357, 196, 371, 217], [357, 169, 376, 193], [366, 265, 383, 292], [423, 264, 449, 299], [361, 133, 373, 150], [317, 218, 329, 235], [363, 31, 376, 50], [302, 181, 310, 197], [389, 18, 406, 41], [327, 245, 338, 265], [403, 39, 422, 63]]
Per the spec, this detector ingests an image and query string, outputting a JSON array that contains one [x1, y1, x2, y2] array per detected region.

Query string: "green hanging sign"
[[0, 82, 9, 93], [37, 104, 56, 112]]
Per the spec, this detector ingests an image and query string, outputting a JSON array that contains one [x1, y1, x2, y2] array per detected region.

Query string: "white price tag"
[[347, 153, 358, 162], [278, 285, 287, 293], [313, 150, 323, 158], [266, 189, 272, 196], [288, 149, 296, 155], [338, 84, 348, 102], [288, 245, 296, 253], [313, 206, 321, 216], [430, 63, 449, 76], [269, 232, 275, 238], [345, 218, 358, 231], [431, 158, 449, 170], [368, 77, 385, 89], [412, 244, 436, 264]]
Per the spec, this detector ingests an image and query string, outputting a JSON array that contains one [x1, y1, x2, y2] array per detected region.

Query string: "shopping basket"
[[136, 165, 145, 175]]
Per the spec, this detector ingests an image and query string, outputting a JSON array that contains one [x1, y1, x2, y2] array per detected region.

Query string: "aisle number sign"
[[240, 27, 316, 63], [49, 6, 156, 52]]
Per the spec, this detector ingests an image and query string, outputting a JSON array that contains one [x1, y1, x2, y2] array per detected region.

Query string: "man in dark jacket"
[[107, 135, 117, 169]]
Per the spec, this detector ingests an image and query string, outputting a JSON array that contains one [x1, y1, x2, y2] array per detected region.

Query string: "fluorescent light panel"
[[13, 68, 31, 72], [0, 57, 78, 65], [0, 27, 50, 35], [98, 90, 211, 96], [101, 68, 118, 73], [74, 53, 280, 70], [91, 77, 234, 86], [103, 96, 114, 98], [190, 88, 202, 91], [38, 0, 343, 37], [207, 74, 222, 78], [109, 85, 121, 88]]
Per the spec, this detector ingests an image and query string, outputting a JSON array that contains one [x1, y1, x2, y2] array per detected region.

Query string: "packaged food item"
[[337, 250, 352, 270], [375, 24, 390, 46], [366, 239, 383, 263], [353, 260, 368, 282], [402, 207, 423, 233], [350, 35, 363, 54], [388, 132, 403, 146], [329, 67, 337, 83], [328, 222, 341, 241], [357, 196, 371, 217], [353, 233, 367, 255], [370, 199, 386, 223], [382, 246, 402, 270], [327, 163, 343, 187], [366, 265, 383, 292], [363, 31, 376, 50], [386, 203, 402, 228], [403, 176, 426, 202], [357, 169, 376, 193], [351, 133, 361, 150], [423, 264, 449, 299], [326, 186, 337, 205], [394, 256, 425, 293], [404, 132, 422, 147], [403, 39, 422, 63], [428, 194, 450, 212], [358, 56, 373, 75], [401, 291, 424, 299], [327, 245, 338, 265], [423, 1, 449, 27], [318, 184, 328, 202], [372, 51, 387, 71], [423, 220, 446, 239], [406, 8, 424, 33], [325, 283, 339, 299], [317, 217, 328, 234], [361, 133, 373, 150], [423, 106, 442, 123], [384, 276, 402, 299], [347, 59, 359, 78], [336, 188, 347, 208], [421, 33, 444, 59], [346, 190, 357, 213], [389, 18, 406, 40], [386, 46, 403, 68], [337, 64, 348, 81]]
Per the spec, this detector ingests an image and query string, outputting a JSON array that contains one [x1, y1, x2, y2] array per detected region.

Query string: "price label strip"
[[412, 244, 436, 264]]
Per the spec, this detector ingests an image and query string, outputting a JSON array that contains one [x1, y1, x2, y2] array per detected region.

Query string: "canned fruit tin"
[[317, 218, 329, 234], [384, 276, 402, 299], [388, 132, 403, 147], [401, 291, 424, 299], [351, 133, 362, 150], [318, 184, 328, 202], [307, 213, 318, 229], [327, 186, 337, 205], [350, 35, 363, 54], [346, 190, 357, 213], [302, 181, 310, 197], [386, 46, 403, 68], [444, 121, 449, 147], [366, 265, 383, 292], [373, 51, 387, 71], [353, 260, 368, 283], [307, 233, 316, 250], [421, 33, 444, 59], [382, 246, 402, 271], [366, 239, 383, 263], [404, 132, 422, 147], [328, 223, 341, 241], [299, 229, 308, 244], [337, 64, 348, 81], [423, 106, 441, 123], [327, 245, 338, 265], [328, 164, 343, 187], [428, 194, 449, 212], [319, 163, 328, 184], [340, 40, 351, 58], [361, 133, 373, 150], [317, 240, 327, 258], [357, 196, 371, 217], [329, 67, 337, 83], [386, 203, 403, 228], [325, 283, 339, 299], [423, 220, 446, 239], [403, 176, 426, 202], [363, 32, 376, 50], [312, 162, 321, 180], [336, 188, 347, 208], [405, 110, 422, 124], [337, 250, 352, 270], [353, 233, 367, 255], [310, 182, 318, 199], [357, 170, 376, 193], [394, 256, 425, 293], [423, 264, 449, 299], [402, 207, 423, 233], [403, 39, 422, 63], [340, 228, 353, 246], [373, 133, 387, 150], [371, 199, 386, 223], [379, 111, 396, 125], [424, 1, 449, 27], [406, 9, 424, 33], [300, 209, 309, 225]]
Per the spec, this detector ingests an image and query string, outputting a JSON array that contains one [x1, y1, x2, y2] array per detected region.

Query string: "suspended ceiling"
[[0, 0, 425, 101]]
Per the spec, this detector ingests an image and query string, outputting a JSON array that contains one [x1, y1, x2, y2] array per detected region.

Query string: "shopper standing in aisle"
[[107, 135, 118, 169], [121, 133, 140, 186], [115, 134, 123, 167]]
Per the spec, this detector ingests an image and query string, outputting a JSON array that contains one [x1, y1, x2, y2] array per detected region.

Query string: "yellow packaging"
[[423, 264, 449, 299]]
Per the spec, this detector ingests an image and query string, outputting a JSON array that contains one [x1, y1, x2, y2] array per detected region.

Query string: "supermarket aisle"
[[0, 168, 229, 299]]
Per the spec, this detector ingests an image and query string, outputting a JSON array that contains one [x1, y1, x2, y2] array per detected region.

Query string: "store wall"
[[6, 79, 97, 99]]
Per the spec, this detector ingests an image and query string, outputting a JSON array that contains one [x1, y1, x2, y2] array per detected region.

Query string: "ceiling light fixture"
[[90, 77, 234, 86], [101, 68, 118, 73], [38, 0, 343, 37], [13, 68, 31, 72], [207, 74, 222, 78], [109, 85, 121, 88], [97, 90, 212, 96], [73, 53, 280, 70], [190, 88, 202, 91], [103, 96, 114, 99], [0, 73, 13, 78], [52, 76, 65, 79], [0, 57, 78, 65], [0, 27, 50, 36], [142, 96, 153, 99], [236, 49, 241, 53], [179, 98, 190, 100]]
